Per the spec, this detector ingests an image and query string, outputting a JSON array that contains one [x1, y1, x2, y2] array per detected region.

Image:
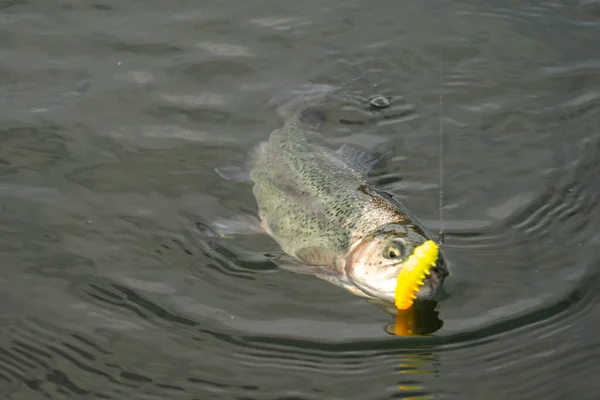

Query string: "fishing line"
[[438, 38, 445, 245]]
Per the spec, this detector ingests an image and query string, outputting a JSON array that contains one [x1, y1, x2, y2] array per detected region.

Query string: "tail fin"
[[267, 76, 369, 127], [268, 83, 342, 125]]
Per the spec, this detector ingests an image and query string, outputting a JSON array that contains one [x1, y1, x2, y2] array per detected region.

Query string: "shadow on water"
[[386, 301, 444, 338]]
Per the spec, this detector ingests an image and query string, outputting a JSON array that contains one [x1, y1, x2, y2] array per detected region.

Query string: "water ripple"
[[1, 0, 599, 399]]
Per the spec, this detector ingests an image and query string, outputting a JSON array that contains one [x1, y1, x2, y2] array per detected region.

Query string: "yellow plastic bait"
[[394, 240, 439, 310]]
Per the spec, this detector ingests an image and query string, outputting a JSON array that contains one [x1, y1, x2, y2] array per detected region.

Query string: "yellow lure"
[[394, 240, 439, 310]]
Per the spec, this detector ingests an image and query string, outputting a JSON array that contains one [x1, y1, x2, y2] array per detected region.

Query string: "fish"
[[214, 83, 449, 304]]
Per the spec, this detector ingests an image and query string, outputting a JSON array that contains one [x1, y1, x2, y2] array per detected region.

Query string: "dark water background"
[[1, 0, 600, 399]]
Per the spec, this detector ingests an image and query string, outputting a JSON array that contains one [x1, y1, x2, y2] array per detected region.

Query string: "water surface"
[[1, 0, 599, 398]]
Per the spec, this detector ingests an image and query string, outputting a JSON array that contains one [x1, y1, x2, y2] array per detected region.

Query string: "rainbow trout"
[[215, 84, 448, 303]]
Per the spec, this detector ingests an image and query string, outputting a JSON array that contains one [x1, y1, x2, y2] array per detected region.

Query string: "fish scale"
[[216, 83, 448, 306], [253, 121, 395, 260]]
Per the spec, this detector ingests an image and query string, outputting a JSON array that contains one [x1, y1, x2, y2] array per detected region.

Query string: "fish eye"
[[384, 246, 402, 259], [384, 238, 406, 259]]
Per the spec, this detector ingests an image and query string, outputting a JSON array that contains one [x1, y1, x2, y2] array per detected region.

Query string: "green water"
[[1, 0, 599, 398]]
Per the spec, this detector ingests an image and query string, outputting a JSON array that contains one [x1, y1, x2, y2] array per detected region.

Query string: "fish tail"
[[268, 83, 342, 124]]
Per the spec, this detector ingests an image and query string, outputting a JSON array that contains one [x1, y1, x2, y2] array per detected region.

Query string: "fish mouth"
[[415, 257, 448, 300], [346, 256, 448, 303], [344, 232, 449, 304]]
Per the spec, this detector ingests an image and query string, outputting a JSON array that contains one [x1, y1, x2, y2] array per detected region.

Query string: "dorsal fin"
[[335, 144, 382, 174]]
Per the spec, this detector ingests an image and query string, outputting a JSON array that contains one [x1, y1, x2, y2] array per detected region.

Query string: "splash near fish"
[[394, 240, 439, 310]]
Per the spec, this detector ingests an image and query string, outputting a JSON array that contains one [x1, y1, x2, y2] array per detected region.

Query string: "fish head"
[[344, 223, 448, 303]]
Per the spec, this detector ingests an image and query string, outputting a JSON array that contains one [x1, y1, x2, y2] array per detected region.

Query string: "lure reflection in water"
[[376, 300, 444, 399]]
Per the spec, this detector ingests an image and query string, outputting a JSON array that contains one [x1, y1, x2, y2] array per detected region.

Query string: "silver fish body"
[[216, 84, 448, 303]]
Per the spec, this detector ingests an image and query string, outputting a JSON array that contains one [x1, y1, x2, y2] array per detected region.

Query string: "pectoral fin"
[[204, 215, 265, 238], [268, 252, 337, 276], [215, 164, 252, 182], [215, 143, 266, 182], [294, 245, 338, 267]]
